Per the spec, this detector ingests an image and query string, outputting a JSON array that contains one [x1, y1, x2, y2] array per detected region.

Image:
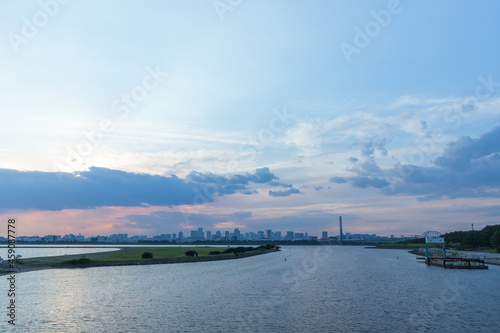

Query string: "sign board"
[[426, 237, 444, 244]]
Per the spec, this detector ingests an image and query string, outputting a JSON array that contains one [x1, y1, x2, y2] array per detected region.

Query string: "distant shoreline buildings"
[[0, 227, 420, 244]]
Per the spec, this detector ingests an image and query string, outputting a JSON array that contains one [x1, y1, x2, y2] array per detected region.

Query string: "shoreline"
[[0, 247, 280, 276], [407, 247, 500, 266], [365, 245, 423, 250]]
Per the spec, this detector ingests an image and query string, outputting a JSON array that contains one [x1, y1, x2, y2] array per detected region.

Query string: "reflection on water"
[[0, 246, 120, 259], [0, 246, 498, 332]]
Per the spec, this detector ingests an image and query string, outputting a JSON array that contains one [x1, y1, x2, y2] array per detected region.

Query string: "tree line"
[[444, 224, 500, 251]]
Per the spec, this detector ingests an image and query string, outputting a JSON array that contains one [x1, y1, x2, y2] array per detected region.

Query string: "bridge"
[[421, 231, 442, 238]]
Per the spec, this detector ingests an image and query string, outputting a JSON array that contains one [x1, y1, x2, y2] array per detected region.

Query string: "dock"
[[423, 257, 488, 269]]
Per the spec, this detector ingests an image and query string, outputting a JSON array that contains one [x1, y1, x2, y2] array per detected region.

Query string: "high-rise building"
[[190, 230, 197, 239], [322, 231, 328, 239], [294, 232, 304, 240], [234, 228, 241, 240], [198, 228, 204, 240], [339, 216, 343, 244], [265, 229, 272, 239]]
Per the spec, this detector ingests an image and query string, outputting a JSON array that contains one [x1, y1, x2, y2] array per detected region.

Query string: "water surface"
[[1, 246, 498, 332]]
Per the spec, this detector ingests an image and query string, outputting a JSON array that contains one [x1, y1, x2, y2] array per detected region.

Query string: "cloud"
[[329, 125, 500, 199], [252, 167, 279, 183], [434, 125, 500, 171], [121, 210, 252, 231], [330, 176, 390, 189], [420, 120, 432, 138], [213, 222, 246, 229], [122, 210, 352, 234], [185, 167, 282, 196], [361, 137, 390, 157], [268, 188, 301, 197], [0, 166, 286, 210], [229, 211, 252, 220], [330, 176, 347, 184], [186, 167, 278, 186]]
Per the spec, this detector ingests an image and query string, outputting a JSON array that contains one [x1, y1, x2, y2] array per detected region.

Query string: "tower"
[[339, 216, 343, 244]]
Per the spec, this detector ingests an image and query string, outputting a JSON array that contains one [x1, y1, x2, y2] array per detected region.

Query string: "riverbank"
[[407, 247, 500, 266], [365, 245, 424, 250], [0, 246, 280, 276]]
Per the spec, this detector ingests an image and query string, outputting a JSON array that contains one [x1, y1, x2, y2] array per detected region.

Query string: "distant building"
[[265, 229, 272, 239], [294, 233, 304, 240], [44, 235, 61, 242], [234, 228, 241, 240], [198, 228, 204, 240]]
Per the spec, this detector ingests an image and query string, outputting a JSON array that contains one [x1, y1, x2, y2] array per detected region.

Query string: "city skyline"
[[1, 1, 500, 238], [4, 225, 419, 243]]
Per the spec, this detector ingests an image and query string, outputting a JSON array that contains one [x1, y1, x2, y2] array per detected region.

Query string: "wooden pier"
[[424, 257, 488, 269]]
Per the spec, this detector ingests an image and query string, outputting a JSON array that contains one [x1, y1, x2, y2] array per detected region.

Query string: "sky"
[[1, 0, 500, 238]]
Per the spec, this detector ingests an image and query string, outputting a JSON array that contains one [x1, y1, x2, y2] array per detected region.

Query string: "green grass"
[[101, 246, 236, 261], [14, 246, 273, 269], [0, 246, 278, 275]]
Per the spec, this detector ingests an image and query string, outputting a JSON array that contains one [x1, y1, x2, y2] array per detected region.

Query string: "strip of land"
[[0, 245, 280, 276]]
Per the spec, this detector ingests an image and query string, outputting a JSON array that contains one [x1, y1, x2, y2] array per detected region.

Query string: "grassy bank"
[[0, 245, 279, 275]]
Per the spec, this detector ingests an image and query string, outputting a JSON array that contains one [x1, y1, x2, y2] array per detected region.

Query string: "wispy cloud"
[[269, 188, 302, 197]]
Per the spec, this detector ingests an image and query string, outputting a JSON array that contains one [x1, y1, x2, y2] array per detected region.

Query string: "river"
[[1, 246, 498, 332]]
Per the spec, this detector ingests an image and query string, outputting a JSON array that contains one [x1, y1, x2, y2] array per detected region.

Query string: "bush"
[[185, 250, 198, 257], [67, 257, 91, 265], [141, 252, 153, 259], [223, 248, 235, 254], [234, 247, 247, 253], [208, 251, 221, 255]]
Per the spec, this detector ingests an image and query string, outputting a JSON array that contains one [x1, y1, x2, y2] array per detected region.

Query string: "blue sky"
[[1, 0, 500, 237]]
